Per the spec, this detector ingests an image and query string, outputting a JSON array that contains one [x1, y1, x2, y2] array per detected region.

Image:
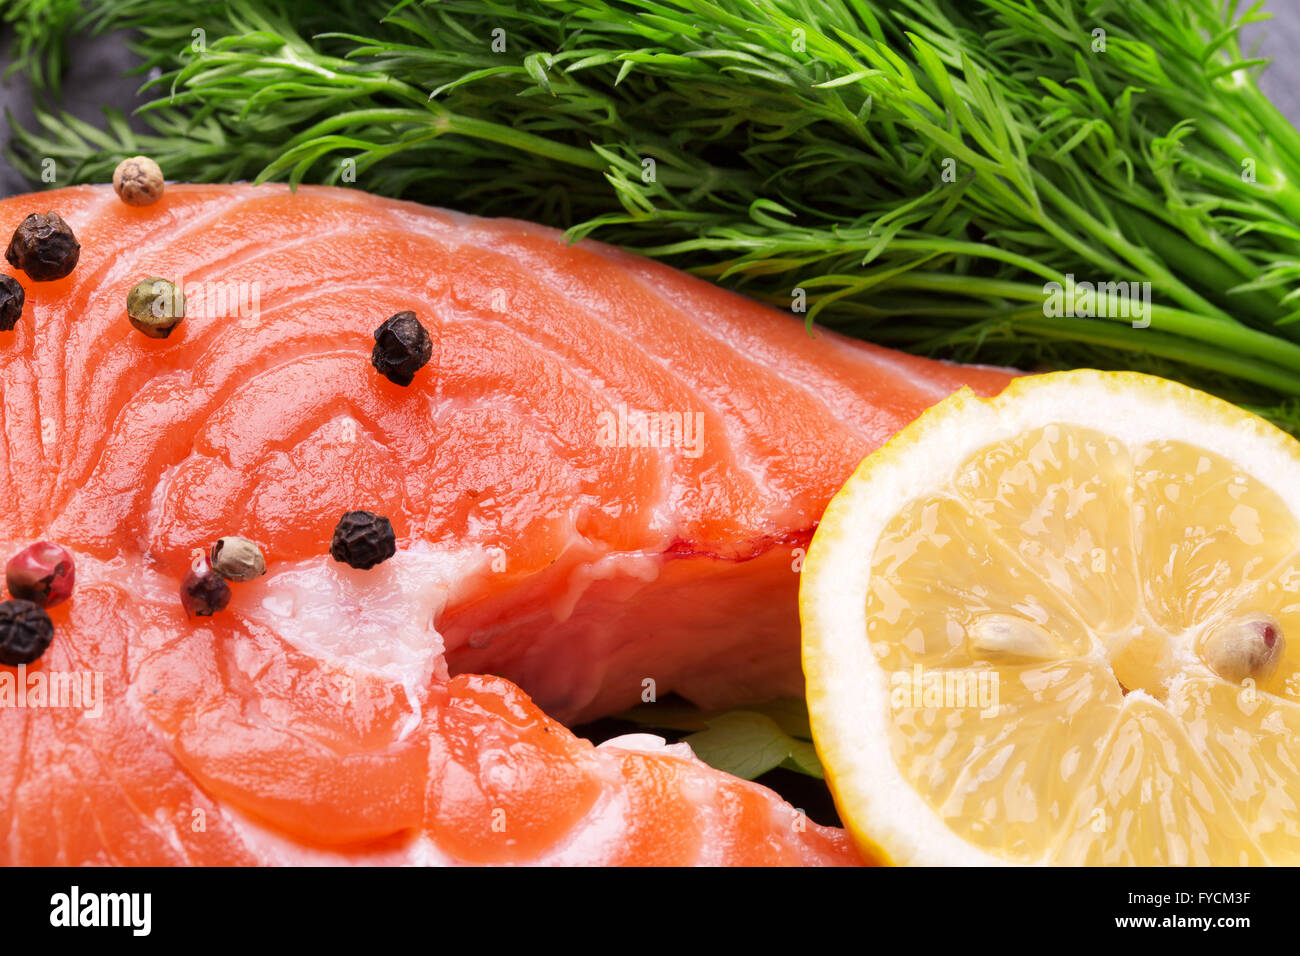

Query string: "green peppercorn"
[[126, 277, 185, 338], [210, 536, 266, 582]]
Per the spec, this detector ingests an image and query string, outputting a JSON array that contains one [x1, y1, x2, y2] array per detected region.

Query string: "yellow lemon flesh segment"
[[802, 371, 1300, 866]]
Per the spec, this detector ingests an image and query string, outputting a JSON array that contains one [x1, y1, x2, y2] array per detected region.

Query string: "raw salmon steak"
[[0, 184, 1012, 865]]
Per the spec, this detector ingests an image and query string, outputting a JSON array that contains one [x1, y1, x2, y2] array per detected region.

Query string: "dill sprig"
[[9, 0, 1300, 430]]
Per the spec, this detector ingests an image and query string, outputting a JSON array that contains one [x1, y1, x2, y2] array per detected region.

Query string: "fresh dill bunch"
[[9, 0, 1300, 431]]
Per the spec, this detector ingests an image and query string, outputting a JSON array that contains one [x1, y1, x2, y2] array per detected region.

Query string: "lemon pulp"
[[867, 423, 1299, 864]]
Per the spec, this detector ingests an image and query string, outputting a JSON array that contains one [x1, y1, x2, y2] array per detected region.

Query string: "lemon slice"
[[801, 370, 1300, 865]]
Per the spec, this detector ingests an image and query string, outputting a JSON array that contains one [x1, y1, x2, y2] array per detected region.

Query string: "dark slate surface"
[[1, 5, 1299, 198], [1255, 2, 1300, 123], [0, 27, 149, 197]]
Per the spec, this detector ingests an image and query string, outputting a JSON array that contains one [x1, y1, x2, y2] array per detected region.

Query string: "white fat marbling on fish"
[[239, 542, 492, 722], [221, 802, 457, 867], [528, 783, 636, 866], [0, 538, 492, 740]]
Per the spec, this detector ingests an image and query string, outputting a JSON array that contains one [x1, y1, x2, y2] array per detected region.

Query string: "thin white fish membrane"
[[239, 542, 493, 692], [596, 732, 695, 761]]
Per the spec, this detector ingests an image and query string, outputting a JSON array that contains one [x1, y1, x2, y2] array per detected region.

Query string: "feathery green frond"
[[8, 0, 1300, 430]]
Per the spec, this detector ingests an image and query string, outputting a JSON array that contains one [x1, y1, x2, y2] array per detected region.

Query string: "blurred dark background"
[[0, 23, 145, 196]]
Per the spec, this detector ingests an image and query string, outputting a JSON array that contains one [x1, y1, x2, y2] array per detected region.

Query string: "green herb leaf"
[[618, 697, 825, 779], [10, 0, 1300, 433], [618, 696, 813, 737], [780, 739, 826, 779], [683, 711, 825, 781]]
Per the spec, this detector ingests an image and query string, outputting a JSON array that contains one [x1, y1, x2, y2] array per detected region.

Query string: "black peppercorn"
[[0, 275, 23, 331], [181, 556, 232, 617], [371, 311, 432, 386], [330, 510, 397, 569], [0, 599, 55, 666], [5, 212, 80, 282]]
